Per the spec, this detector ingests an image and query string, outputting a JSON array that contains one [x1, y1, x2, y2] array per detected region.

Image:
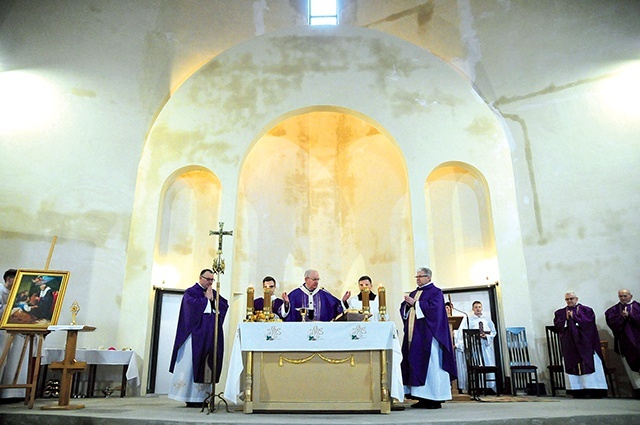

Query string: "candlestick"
[[378, 285, 386, 308], [263, 287, 273, 315], [245, 286, 254, 322], [378, 285, 387, 322], [361, 288, 370, 309], [361, 288, 370, 321]]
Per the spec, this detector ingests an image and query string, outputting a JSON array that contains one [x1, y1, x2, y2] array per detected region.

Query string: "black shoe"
[[411, 399, 442, 409], [185, 402, 201, 408]]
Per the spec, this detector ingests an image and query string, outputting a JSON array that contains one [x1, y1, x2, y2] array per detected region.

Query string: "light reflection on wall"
[[597, 61, 640, 121], [0, 71, 59, 134]]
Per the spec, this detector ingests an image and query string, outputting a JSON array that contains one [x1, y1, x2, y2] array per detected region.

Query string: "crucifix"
[[209, 222, 233, 275], [204, 222, 233, 414]]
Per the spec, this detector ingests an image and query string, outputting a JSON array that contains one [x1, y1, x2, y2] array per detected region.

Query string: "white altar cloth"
[[224, 321, 403, 403], [42, 349, 141, 388]]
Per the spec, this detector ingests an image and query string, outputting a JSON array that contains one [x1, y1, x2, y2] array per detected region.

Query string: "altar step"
[[1, 395, 639, 425]]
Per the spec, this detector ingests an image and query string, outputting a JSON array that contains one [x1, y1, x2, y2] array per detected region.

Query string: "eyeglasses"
[[201, 276, 214, 282], [565, 297, 576, 300], [415, 275, 429, 278], [306, 277, 320, 281]]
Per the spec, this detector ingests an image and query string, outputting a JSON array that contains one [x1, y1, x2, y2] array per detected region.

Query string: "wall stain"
[[501, 113, 546, 245], [71, 87, 97, 98], [362, 2, 435, 29], [493, 73, 609, 107]]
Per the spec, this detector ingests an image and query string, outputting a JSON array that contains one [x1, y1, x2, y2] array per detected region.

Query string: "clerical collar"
[[416, 282, 433, 290], [197, 283, 207, 291], [301, 284, 320, 295]]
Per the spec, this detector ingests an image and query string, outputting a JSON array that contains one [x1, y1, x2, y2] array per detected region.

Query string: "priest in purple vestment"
[[605, 289, 640, 398], [169, 269, 229, 406], [400, 267, 456, 409], [282, 269, 343, 322], [253, 276, 285, 319], [553, 291, 607, 398]]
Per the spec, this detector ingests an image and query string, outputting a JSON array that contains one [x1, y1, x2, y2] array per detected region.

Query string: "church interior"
[[1, 0, 639, 420]]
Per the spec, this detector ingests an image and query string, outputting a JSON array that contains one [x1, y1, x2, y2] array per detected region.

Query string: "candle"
[[263, 287, 272, 313], [378, 285, 386, 309], [246, 286, 254, 310], [361, 288, 370, 310]]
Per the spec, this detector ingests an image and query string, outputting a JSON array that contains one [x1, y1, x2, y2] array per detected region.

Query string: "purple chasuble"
[[605, 300, 640, 372], [553, 303, 602, 376], [254, 297, 285, 319], [399, 283, 456, 386], [284, 286, 343, 322], [169, 283, 229, 383]]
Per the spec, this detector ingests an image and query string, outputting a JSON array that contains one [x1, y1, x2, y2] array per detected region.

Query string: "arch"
[[234, 110, 413, 298], [425, 161, 498, 287], [152, 166, 222, 288]]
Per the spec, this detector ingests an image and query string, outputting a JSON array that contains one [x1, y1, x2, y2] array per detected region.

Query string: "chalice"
[[296, 307, 308, 322]]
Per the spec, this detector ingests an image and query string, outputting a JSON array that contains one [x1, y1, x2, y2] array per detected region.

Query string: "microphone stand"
[[204, 222, 233, 414], [452, 306, 470, 329]]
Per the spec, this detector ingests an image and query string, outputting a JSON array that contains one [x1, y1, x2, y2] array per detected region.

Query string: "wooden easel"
[[0, 328, 49, 408], [0, 236, 58, 408]]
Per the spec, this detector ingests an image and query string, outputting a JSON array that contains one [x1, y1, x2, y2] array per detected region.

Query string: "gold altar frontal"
[[243, 349, 390, 413]]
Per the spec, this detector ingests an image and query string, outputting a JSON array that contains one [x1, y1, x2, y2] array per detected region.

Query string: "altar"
[[224, 321, 403, 414]]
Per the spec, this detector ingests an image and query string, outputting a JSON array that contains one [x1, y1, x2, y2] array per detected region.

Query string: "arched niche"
[[425, 162, 498, 287], [152, 167, 222, 288], [234, 110, 413, 298]]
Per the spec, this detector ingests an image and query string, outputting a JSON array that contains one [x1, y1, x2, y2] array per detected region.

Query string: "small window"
[[309, 0, 338, 25]]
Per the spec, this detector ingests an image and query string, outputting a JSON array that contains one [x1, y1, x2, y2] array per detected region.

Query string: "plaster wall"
[[0, 1, 638, 392]]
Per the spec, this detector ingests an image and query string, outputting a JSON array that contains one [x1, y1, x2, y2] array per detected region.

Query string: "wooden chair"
[[600, 340, 619, 397], [545, 325, 565, 396], [463, 329, 500, 400], [505, 327, 540, 396]]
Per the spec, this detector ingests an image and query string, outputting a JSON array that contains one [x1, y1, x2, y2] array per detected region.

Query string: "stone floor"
[[1, 395, 640, 425]]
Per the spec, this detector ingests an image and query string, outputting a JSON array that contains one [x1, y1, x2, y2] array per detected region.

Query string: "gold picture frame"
[[0, 269, 70, 329]]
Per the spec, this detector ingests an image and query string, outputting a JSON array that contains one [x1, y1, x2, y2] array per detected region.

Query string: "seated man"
[[341, 275, 380, 321], [282, 269, 342, 322], [253, 276, 285, 319]]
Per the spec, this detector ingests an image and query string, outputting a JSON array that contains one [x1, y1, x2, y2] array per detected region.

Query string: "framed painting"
[[0, 269, 70, 329]]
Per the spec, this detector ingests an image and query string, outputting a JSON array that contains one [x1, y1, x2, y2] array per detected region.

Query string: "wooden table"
[[41, 325, 95, 410], [41, 348, 140, 397]]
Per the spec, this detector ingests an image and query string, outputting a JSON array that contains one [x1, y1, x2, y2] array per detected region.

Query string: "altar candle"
[[246, 286, 254, 310], [378, 285, 386, 309], [263, 287, 272, 312], [362, 288, 370, 310]]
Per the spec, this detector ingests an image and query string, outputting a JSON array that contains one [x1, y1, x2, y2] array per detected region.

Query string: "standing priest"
[[605, 289, 640, 398], [282, 269, 342, 322], [400, 267, 456, 409], [553, 291, 607, 398], [169, 269, 229, 407]]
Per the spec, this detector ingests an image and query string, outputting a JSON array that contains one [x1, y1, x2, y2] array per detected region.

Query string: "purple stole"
[[399, 283, 456, 386]]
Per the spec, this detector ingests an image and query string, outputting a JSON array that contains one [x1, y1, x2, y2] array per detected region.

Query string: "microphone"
[[452, 306, 470, 329]]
